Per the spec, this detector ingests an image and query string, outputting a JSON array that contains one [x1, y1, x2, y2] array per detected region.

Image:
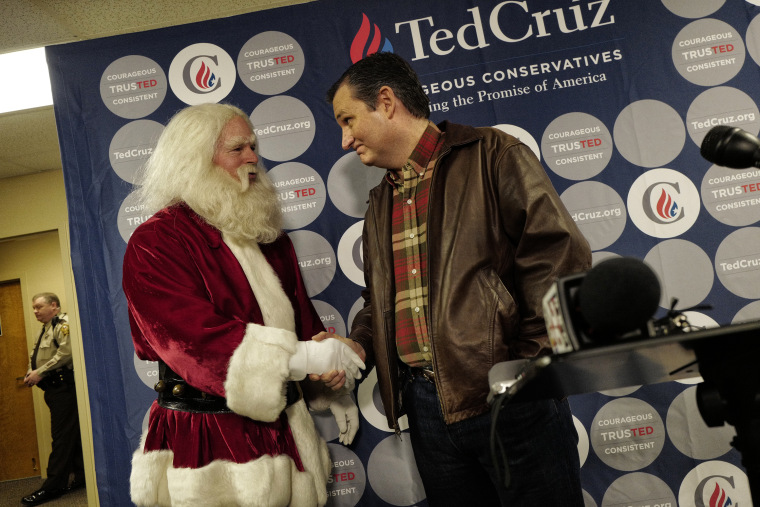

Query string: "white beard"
[[183, 164, 282, 243]]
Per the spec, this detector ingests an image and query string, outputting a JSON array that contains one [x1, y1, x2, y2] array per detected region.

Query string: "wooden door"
[[0, 279, 41, 480]]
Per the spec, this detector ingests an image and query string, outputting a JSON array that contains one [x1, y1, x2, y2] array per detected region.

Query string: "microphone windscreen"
[[700, 125, 760, 169], [577, 257, 661, 339]]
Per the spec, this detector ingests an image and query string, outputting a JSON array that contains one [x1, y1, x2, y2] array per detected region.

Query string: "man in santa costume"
[[122, 103, 364, 507]]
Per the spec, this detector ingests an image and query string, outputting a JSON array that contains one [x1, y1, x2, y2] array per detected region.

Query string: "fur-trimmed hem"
[[131, 400, 329, 507], [225, 322, 297, 421]]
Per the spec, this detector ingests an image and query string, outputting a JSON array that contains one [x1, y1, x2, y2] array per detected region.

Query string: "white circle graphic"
[[169, 43, 236, 105], [599, 386, 641, 397], [614, 101, 685, 168], [686, 86, 760, 148], [117, 190, 154, 243], [627, 168, 701, 238], [326, 443, 366, 506], [644, 239, 714, 309], [602, 473, 675, 506], [367, 434, 426, 506], [715, 227, 760, 298], [338, 221, 365, 287], [494, 124, 540, 160], [678, 461, 751, 506], [701, 164, 760, 227], [237, 31, 305, 95], [733, 299, 760, 323], [541, 112, 613, 180], [133, 352, 158, 389], [268, 162, 326, 230], [667, 386, 735, 460], [672, 19, 745, 87], [347, 297, 365, 334], [573, 414, 590, 467], [590, 398, 665, 471], [661, 0, 726, 19], [100, 55, 167, 119], [357, 368, 408, 433], [327, 152, 386, 219], [561, 181, 626, 251], [251, 96, 316, 162], [747, 12, 760, 66], [311, 299, 346, 337], [287, 230, 336, 297], [109, 120, 164, 184]]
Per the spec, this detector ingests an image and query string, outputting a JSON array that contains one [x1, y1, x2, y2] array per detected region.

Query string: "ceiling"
[[0, 0, 310, 180]]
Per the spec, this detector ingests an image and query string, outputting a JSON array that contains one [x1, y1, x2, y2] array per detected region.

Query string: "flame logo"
[[350, 13, 394, 63], [195, 61, 216, 90], [656, 188, 679, 220], [709, 482, 733, 507]]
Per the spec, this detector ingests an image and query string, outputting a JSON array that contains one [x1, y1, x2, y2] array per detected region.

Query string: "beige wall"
[[0, 169, 97, 505]]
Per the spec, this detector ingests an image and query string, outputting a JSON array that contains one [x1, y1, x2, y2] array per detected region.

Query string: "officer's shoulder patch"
[[60, 323, 69, 337]]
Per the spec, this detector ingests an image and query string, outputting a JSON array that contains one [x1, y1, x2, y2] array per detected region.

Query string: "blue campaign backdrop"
[[47, 0, 760, 504]]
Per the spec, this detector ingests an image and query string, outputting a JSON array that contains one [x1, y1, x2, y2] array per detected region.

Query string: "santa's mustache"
[[236, 163, 265, 191]]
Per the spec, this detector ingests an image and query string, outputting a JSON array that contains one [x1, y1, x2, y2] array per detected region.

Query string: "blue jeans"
[[402, 374, 584, 506]]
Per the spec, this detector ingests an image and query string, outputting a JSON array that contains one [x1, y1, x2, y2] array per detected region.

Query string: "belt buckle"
[[419, 367, 435, 383]]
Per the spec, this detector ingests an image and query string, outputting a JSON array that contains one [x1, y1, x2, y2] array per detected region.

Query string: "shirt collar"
[[385, 122, 442, 187]]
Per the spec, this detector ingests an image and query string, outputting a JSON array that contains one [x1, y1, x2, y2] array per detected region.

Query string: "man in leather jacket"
[[323, 52, 592, 506]]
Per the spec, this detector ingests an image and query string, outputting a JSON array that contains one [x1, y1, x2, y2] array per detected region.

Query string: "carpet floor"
[[0, 477, 88, 507]]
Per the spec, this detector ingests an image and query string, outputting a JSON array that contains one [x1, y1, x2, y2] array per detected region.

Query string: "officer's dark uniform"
[[27, 313, 85, 496]]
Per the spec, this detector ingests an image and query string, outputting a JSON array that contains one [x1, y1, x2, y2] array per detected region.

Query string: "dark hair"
[[326, 52, 430, 119]]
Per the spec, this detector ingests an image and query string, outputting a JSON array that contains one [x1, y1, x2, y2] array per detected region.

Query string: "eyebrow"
[[222, 135, 256, 149]]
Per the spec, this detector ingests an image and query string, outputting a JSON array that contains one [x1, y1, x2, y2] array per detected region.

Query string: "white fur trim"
[[225, 323, 297, 421], [130, 411, 328, 506], [222, 235, 295, 331], [286, 400, 331, 505]]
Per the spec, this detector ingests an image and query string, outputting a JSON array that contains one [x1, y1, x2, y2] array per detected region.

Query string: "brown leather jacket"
[[349, 121, 591, 429]]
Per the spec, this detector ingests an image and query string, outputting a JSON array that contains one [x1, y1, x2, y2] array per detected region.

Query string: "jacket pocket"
[[477, 268, 520, 356]]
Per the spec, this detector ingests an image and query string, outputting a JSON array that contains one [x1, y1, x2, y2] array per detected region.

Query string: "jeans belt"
[[410, 366, 436, 383]]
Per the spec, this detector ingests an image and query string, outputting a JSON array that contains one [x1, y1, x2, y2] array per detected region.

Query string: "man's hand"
[[309, 332, 366, 391], [24, 370, 42, 387]]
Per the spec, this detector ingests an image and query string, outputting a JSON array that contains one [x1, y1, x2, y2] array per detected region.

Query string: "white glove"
[[330, 394, 359, 445], [288, 338, 365, 384]]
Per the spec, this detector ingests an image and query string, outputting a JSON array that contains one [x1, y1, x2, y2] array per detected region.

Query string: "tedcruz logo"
[[708, 481, 733, 507], [678, 462, 750, 507], [644, 182, 684, 224], [184, 55, 220, 93], [169, 43, 235, 105], [627, 168, 700, 239], [350, 13, 394, 63]]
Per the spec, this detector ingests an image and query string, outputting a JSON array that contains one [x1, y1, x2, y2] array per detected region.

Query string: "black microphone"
[[700, 125, 760, 169], [577, 257, 661, 341], [543, 257, 661, 353]]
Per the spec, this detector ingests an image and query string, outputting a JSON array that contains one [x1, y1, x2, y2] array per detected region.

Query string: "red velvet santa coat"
[[123, 203, 331, 507]]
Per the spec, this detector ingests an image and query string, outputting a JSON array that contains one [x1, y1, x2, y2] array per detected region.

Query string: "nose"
[[341, 130, 354, 151], [244, 146, 259, 165]]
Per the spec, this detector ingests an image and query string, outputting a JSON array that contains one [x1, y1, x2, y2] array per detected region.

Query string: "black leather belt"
[[154, 361, 302, 414], [409, 365, 436, 383]]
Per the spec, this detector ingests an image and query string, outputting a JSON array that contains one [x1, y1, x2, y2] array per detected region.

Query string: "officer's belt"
[[154, 361, 301, 414]]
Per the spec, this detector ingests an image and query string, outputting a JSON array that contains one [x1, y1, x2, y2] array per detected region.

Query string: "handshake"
[[288, 336, 365, 389], [288, 336, 365, 445]]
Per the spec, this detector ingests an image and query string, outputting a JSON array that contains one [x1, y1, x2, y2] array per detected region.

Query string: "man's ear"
[[376, 86, 396, 118]]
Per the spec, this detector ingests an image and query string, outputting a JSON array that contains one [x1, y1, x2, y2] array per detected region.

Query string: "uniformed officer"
[[22, 292, 85, 506]]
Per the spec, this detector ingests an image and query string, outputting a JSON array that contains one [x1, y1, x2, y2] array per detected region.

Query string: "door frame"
[[0, 228, 97, 505]]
